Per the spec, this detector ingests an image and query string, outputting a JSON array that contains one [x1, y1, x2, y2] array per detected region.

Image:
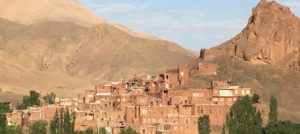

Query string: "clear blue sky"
[[78, 0, 300, 51]]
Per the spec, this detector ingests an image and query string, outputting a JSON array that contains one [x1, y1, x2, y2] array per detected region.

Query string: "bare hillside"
[[0, 19, 195, 97]]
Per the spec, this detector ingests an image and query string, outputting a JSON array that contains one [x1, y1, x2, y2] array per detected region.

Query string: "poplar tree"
[[99, 127, 107, 134], [198, 115, 210, 134], [268, 96, 278, 126], [85, 128, 93, 134], [0, 114, 7, 134], [59, 108, 64, 134], [63, 108, 72, 134], [221, 124, 226, 134], [0, 102, 11, 134], [29, 120, 47, 134], [50, 110, 60, 134]]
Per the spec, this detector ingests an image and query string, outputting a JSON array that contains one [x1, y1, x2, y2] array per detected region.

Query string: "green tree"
[[198, 115, 210, 134], [74, 131, 84, 134], [0, 102, 10, 113], [29, 90, 40, 106], [99, 127, 106, 134], [263, 121, 300, 134], [44, 92, 56, 104], [252, 94, 260, 104], [71, 112, 76, 134], [29, 120, 47, 134], [63, 108, 73, 134], [59, 108, 64, 134], [0, 102, 11, 134], [226, 96, 262, 134], [5, 125, 22, 134], [268, 96, 277, 126], [0, 112, 7, 134], [16, 90, 41, 110], [50, 108, 75, 134], [120, 127, 139, 134], [50, 110, 60, 134], [221, 124, 226, 134], [85, 128, 93, 134]]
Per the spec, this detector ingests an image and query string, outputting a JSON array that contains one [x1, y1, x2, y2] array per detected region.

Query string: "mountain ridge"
[[0, 19, 194, 96], [0, 0, 161, 40], [0, 0, 195, 97]]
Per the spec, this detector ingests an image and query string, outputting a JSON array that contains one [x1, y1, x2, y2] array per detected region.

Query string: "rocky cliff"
[[200, 0, 300, 70]]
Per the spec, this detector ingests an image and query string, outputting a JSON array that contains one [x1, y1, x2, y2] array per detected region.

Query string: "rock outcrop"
[[201, 0, 300, 70]]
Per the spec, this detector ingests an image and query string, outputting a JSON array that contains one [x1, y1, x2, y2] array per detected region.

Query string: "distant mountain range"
[[0, 0, 195, 97]]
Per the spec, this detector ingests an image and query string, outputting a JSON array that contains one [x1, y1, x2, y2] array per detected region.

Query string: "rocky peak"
[[200, 0, 300, 71]]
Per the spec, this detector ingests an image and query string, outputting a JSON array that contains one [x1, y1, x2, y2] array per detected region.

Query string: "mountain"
[[196, 0, 300, 122], [0, 0, 195, 97], [0, 0, 104, 27], [200, 0, 300, 71]]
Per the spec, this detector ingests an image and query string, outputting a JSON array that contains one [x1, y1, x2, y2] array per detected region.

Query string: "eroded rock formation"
[[201, 0, 300, 70]]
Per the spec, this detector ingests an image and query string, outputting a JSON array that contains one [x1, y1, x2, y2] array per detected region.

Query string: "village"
[[4, 62, 269, 134]]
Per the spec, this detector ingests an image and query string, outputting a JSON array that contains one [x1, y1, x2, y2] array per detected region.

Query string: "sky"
[[78, 0, 300, 51]]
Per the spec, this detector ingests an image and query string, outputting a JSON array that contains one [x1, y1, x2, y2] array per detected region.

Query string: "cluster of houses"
[[5, 63, 269, 134]]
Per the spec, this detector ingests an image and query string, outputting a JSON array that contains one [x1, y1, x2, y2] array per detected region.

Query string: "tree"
[[226, 96, 262, 134], [0, 102, 11, 134], [268, 96, 277, 126], [221, 124, 226, 134], [71, 111, 76, 134], [50, 108, 75, 134], [99, 127, 106, 134], [59, 108, 64, 134], [198, 115, 210, 134], [120, 127, 139, 134], [5, 125, 22, 134], [85, 128, 93, 134], [29, 90, 40, 106], [252, 94, 260, 104], [50, 110, 60, 134], [17, 90, 41, 110], [63, 108, 73, 134], [263, 121, 300, 134], [29, 120, 47, 134], [44, 92, 56, 104], [0, 112, 7, 134]]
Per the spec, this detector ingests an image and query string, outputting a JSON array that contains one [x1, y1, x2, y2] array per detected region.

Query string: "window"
[[166, 75, 169, 79], [246, 90, 250, 95], [181, 72, 184, 76], [165, 84, 170, 89]]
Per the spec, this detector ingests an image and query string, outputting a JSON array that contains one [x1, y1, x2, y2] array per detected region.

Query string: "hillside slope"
[[0, 17, 195, 98], [0, 49, 92, 98], [188, 55, 300, 122], [0, 18, 194, 81]]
